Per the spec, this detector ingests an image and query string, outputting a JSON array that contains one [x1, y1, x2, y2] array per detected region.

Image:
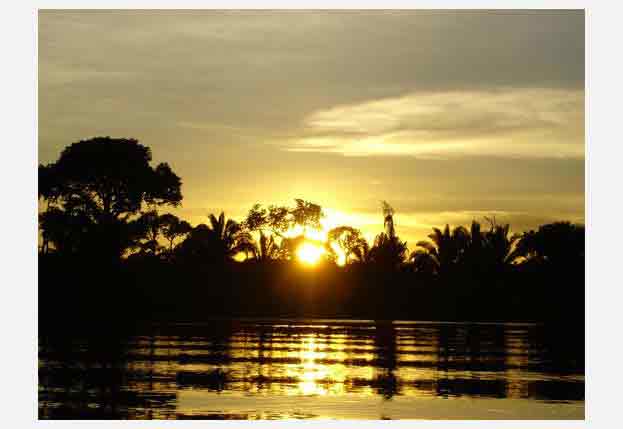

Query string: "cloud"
[[287, 88, 584, 159], [38, 11, 585, 239]]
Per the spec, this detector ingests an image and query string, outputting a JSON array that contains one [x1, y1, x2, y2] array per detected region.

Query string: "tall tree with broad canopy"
[[38, 137, 183, 258]]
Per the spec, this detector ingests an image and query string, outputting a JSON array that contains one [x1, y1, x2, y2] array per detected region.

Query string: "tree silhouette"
[[266, 205, 291, 237], [277, 235, 306, 261], [38, 137, 182, 259], [414, 224, 469, 277], [206, 212, 255, 261], [38, 163, 62, 208], [351, 237, 371, 264], [159, 214, 192, 254], [175, 224, 212, 262], [515, 221, 585, 267], [368, 202, 408, 268], [327, 226, 368, 264], [40, 137, 181, 221], [39, 206, 92, 255], [480, 218, 521, 273], [291, 199, 323, 234], [252, 231, 281, 261], [413, 219, 521, 280], [134, 210, 165, 256], [242, 200, 325, 262], [410, 248, 439, 276], [244, 204, 268, 233]]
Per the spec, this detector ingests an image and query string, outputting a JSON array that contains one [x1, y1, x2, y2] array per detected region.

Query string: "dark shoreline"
[[38, 253, 584, 336]]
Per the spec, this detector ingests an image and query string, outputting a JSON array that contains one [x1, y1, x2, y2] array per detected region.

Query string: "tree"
[[291, 199, 323, 233], [351, 238, 371, 264], [514, 221, 585, 321], [413, 219, 521, 281], [244, 204, 268, 233], [243, 200, 325, 262], [133, 210, 165, 255], [381, 201, 396, 237], [253, 231, 281, 261], [40, 137, 181, 221], [206, 212, 255, 261], [128, 211, 192, 259], [39, 206, 92, 255], [160, 214, 192, 254], [278, 235, 307, 261], [38, 163, 62, 208], [414, 224, 469, 277], [369, 202, 408, 269], [327, 226, 368, 264], [243, 204, 282, 262], [38, 137, 182, 258], [175, 224, 212, 262], [480, 218, 521, 273], [266, 205, 291, 237], [409, 249, 438, 276], [515, 221, 585, 267]]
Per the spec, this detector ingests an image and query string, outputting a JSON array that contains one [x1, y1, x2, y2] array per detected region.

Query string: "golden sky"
[[38, 10, 585, 247]]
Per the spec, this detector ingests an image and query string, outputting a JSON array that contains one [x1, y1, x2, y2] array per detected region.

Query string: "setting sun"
[[296, 242, 325, 265]]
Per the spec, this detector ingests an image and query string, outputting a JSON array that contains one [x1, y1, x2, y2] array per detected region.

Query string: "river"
[[39, 319, 584, 419]]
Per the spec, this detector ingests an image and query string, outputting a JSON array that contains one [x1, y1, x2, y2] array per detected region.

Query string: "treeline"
[[38, 137, 584, 327]]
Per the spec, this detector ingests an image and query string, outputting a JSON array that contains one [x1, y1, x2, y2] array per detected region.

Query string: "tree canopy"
[[38, 137, 183, 258], [39, 137, 182, 221]]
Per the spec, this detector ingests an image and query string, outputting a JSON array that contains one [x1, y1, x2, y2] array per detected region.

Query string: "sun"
[[297, 242, 325, 265], [283, 209, 362, 266]]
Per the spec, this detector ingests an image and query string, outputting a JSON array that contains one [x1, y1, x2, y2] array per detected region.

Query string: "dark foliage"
[[38, 139, 585, 328], [38, 137, 182, 259]]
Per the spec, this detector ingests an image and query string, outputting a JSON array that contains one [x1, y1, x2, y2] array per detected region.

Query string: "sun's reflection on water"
[[277, 334, 358, 396], [39, 320, 585, 419], [296, 335, 328, 396]]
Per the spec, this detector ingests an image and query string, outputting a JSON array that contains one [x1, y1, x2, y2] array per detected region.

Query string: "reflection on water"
[[39, 319, 584, 419]]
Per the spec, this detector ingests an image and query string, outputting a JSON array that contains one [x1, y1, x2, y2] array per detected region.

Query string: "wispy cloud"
[[287, 88, 584, 159]]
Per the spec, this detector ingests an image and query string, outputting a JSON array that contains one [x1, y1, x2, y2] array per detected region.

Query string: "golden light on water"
[[292, 334, 350, 396], [45, 323, 584, 418]]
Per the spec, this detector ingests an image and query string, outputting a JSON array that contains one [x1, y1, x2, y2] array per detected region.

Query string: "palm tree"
[[414, 219, 521, 279], [252, 230, 281, 261], [351, 237, 371, 264], [413, 224, 469, 276], [206, 212, 255, 261], [368, 202, 408, 268], [370, 233, 408, 268], [409, 249, 437, 276], [481, 219, 521, 272]]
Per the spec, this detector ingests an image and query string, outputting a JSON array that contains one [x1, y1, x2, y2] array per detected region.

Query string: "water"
[[39, 319, 584, 419]]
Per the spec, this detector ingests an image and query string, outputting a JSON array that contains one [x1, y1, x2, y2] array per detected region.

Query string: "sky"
[[38, 10, 585, 247]]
